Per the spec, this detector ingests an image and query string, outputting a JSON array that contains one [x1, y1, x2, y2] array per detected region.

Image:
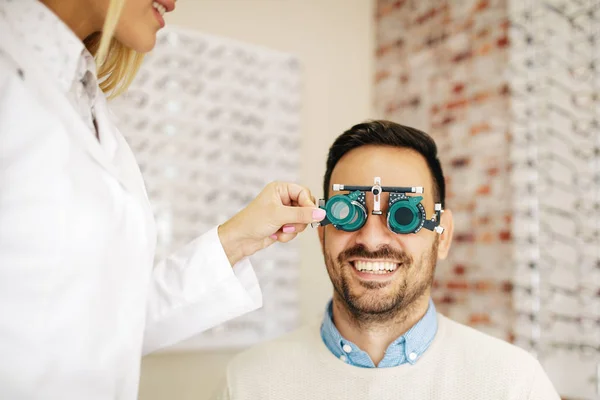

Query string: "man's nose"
[[354, 195, 394, 250]]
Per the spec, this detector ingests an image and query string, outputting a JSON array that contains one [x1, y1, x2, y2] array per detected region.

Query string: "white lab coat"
[[0, 1, 262, 399]]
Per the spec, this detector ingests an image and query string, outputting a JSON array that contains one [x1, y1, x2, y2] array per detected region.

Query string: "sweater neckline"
[[308, 313, 448, 378]]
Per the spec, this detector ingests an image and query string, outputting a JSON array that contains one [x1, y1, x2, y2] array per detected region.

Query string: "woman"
[[0, 0, 325, 398]]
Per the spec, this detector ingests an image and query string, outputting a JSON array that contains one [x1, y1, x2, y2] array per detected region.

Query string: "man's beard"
[[324, 240, 438, 326]]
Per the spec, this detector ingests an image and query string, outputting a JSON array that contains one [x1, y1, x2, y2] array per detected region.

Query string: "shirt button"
[[342, 344, 352, 353], [339, 355, 347, 362], [408, 352, 417, 361]]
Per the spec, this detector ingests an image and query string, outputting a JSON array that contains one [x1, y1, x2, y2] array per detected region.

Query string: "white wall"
[[138, 1, 375, 399]]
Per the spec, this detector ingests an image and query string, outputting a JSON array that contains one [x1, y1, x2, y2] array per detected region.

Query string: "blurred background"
[[108, 0, 599, 399]]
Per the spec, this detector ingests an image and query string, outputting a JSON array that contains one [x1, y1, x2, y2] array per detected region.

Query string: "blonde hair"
[[83, 0, 145, 98]]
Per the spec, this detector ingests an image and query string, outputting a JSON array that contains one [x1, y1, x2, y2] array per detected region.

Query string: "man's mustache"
[[337, 244, 412, 265]]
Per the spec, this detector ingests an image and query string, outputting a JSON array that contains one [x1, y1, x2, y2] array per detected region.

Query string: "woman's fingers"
[[274, 232, 298, 243], [268, 182, 326, 229], [282, 223, 308, 234], [276, 182, 316, 208], [270, 222, 308, 240], [221, 181, 325, 263], [278, 206, 325, 226]]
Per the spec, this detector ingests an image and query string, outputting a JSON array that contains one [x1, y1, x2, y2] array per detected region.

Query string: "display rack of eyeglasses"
[[374, 0, 599, 397], [508, 0, 600, 398], [110, 26, 303, 349], [375, 0, 517, 348]]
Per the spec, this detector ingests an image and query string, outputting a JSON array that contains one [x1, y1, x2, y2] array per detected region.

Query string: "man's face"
[[318, 145, 452, 321]]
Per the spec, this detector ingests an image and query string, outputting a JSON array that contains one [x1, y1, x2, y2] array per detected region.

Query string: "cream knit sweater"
[[213, 314, 560, 400]]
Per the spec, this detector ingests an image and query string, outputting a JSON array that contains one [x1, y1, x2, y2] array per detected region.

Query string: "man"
[[214, 121, 559, 400]]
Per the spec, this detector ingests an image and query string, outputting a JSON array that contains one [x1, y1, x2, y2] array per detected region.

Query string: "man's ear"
[[436, 208, 454, 260]]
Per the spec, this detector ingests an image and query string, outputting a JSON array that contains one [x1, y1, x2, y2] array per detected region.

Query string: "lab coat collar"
[[0, 1, 145, 201], [1, 0, 95, 96]]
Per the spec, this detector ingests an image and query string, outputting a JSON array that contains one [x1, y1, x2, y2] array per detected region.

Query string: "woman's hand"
[[217, 181, 326, 265]]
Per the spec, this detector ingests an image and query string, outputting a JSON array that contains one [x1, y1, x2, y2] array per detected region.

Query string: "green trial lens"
[[324, 192, 367, 232]]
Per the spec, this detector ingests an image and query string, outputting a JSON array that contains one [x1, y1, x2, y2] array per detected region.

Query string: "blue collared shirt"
[[320, 299, 438, 368]]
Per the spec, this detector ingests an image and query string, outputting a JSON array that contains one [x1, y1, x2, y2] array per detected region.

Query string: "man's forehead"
[[330, 146, 433, 189]]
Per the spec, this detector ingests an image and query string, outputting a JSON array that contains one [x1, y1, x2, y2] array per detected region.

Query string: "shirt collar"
[[397, 298, 438, 359], [320, 298, 438, 368], [1, 0, 97, 95]]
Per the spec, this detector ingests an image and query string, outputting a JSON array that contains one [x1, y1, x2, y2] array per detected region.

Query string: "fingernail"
[[312, 208, 326, 220], [270, 234, 278, 239], [283, 225, 296, 233]]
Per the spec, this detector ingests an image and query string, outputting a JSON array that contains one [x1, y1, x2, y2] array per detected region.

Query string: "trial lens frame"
[[313, 177, 444, 234]]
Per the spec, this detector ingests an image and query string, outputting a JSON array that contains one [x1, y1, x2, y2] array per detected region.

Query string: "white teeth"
[[152, 1, 166, 16], [353, 261, 398, 273]]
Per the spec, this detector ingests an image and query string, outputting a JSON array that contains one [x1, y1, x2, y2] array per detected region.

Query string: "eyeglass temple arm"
[[423, 203, 445, 234]]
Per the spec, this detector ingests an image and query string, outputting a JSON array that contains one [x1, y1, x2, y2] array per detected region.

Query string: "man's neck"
[[331, 293, 431, 366]]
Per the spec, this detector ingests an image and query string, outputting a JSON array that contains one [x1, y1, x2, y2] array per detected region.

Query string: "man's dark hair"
[[323, 120, 446, 207]]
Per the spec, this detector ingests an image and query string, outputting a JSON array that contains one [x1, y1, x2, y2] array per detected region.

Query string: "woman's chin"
[[118, 32, 157, 54], [132, 37, 156, 54]]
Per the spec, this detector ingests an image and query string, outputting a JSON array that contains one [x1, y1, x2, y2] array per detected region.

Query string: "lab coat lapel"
[[94, 95, 151, 205], [0, 23, 142, 198]]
